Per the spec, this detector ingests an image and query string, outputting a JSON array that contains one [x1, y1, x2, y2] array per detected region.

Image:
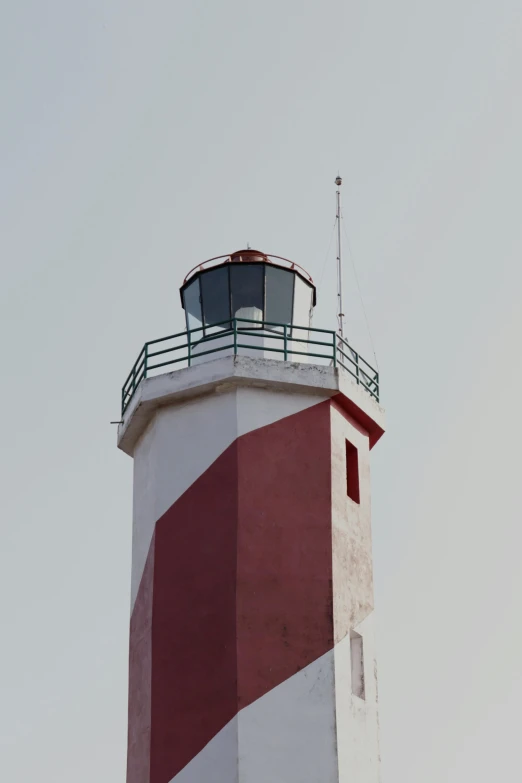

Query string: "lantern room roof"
[[180, 249, 317, 306]]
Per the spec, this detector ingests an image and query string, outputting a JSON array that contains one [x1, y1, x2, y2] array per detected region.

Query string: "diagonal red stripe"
[[127, 531, 155, 783], [128, 399, 334, 783]]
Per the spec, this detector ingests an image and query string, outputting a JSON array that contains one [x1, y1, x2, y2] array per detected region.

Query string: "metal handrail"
[[121, 318, 380, 415]]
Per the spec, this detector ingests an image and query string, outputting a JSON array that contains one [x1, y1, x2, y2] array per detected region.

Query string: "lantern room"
[[180, 249, 317, 335]]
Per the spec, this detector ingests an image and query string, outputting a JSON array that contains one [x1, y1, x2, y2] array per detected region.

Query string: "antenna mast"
[[335, 175, 344, 338]]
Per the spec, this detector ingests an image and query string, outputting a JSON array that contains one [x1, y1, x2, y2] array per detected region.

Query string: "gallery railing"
[[121, 318, 379, 415]]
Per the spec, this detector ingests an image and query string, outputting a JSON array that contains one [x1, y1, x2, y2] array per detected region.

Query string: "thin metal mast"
[[335, 175, 344, 338]]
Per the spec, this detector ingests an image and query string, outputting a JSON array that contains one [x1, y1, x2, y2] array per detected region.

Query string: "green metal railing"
[[121, 318, 379, 415], [336, 333, 380, 403]]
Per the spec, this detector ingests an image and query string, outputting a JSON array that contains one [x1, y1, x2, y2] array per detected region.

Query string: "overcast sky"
[[1, 1, 522, 781]]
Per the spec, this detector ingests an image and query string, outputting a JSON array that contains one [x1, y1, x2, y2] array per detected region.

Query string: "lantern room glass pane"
[[182, 278, 202, 333], [292, 276, 313, 335], [265, 266, 294, 327], [230, 264, 264, 325], [200, 266, 231, 328]]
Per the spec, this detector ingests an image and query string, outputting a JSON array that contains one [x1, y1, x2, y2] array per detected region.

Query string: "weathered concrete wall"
[[125, 361, 384, 783], [331, 402, 380, 783]]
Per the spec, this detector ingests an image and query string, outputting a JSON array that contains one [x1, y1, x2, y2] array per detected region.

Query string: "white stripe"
[[334, 616, 380, 783]]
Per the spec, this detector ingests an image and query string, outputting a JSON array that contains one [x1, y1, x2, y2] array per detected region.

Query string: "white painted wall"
[[330, 404, 380, 783]]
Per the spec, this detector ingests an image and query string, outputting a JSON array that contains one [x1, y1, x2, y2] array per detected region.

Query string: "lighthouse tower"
[[118, 249, 385, 783]]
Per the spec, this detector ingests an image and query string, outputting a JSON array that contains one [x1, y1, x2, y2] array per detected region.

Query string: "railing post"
[[283, 324, 288, 361], [332, 331, 337, 368], [233, 318, 237, 356], [143, 344, 149, 379], [121, 387, 125, 417], [187, 329, 192, 367], [355, 350, 359, 385]]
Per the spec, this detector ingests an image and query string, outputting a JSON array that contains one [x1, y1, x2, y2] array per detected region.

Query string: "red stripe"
[[235, 401, 333, 710], [127, 532, 155, 783], [129, 400, 334, 783]]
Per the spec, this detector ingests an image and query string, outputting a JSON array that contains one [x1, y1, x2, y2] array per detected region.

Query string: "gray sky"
[[1, 1, 522, 780]]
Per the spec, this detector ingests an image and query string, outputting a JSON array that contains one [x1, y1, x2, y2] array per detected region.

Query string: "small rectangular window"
[[350, 631, 365, 700], [345, 439, 360, 504]]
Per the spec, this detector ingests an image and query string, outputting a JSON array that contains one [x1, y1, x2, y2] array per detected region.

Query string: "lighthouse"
[[118, 248, 385, 783]]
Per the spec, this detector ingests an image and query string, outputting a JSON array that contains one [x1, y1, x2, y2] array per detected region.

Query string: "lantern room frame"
[[180, 250, 317, 338]]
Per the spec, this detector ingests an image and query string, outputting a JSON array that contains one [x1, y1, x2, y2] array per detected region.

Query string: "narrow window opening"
[[345, 439, 360, 504], [350, 631, 365, 700]]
